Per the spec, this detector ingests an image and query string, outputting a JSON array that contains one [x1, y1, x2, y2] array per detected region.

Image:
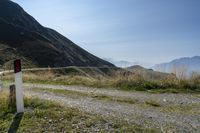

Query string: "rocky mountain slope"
[[0, 0, 114, 68]]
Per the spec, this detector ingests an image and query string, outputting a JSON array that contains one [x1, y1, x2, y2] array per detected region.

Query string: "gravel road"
[[24, 83, 200, 105], [24, 83, 200, 133]]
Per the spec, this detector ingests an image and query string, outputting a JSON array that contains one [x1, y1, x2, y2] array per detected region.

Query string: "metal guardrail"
[[0, 66, 117, 75]]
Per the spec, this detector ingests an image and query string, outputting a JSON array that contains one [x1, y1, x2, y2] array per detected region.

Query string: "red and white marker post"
[[14, 59, 24, 113]]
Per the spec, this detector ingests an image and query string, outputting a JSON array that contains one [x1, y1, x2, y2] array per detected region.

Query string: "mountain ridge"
[[153, 56, 200, 75], [0, 0, 114, 68], [126, 65, 176, 80]]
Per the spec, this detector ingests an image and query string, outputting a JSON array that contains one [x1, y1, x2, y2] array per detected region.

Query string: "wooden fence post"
[[9, 84, 16, 106], [0, 81, 2, 91]]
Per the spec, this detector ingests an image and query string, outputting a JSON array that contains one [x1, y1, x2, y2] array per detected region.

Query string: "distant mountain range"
[[0, 0, 114, 68], [153, 56, 200, 76], [104, 58, 153, 68], [103, 58, 138, 68]]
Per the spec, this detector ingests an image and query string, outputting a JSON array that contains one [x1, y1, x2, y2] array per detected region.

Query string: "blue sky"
[[12, 0, 200, 66]]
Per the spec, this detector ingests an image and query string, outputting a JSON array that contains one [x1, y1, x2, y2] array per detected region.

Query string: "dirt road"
[[24, 83, 200, 133]]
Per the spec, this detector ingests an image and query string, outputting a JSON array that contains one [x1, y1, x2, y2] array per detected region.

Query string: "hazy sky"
[[12, 0, 200, 66]]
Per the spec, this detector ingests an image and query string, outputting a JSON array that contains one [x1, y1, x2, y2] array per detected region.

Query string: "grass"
[[160, 103, 200, 115], [0, 90, 157, 132], [145, 100, 161, 107], [1, 68, 200, 94]]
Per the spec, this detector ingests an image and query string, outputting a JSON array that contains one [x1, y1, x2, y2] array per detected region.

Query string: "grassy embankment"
[[0, 90, 156, 132], [1, 67, 200, 93]]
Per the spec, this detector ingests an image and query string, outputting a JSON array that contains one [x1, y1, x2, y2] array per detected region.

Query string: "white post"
[[14, 59, 24, 113]]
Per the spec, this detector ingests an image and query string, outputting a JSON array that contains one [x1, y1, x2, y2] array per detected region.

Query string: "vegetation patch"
[[160, 104, 200, 115], [1, 67, 200, 94], [145, 100, 161, 107]]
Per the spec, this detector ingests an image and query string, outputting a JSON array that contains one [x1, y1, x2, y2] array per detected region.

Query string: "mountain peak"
[[127, 65, 145, 70], [0, 0, 22, 13], [0, 0, 43, 32]]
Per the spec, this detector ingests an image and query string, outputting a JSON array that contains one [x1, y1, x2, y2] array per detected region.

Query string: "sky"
[[12, 0, 200, 67]]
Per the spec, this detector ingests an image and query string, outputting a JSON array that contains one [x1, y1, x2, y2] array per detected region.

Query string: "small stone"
[[149, 117, 153, 119]]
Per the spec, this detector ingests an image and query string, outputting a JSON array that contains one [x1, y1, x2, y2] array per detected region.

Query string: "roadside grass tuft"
[[145, 100, 161, 107], [160, 103, 200, 115]]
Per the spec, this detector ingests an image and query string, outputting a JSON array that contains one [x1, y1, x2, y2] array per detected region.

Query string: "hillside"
[[0, 0, 114, 68], [126, 65, 175, 80], [0, 43, 36, 69]]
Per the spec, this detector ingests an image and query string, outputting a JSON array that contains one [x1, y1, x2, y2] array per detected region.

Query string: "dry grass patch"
[[145, 100, 161, 107], [1, 67, 200, 93]]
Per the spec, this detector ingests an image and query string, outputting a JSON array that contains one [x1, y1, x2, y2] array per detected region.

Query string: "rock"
[[163, 99, 167, 102], [49, 119, 52, 123]]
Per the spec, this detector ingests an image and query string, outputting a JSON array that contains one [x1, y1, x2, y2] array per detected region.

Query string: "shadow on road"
[[8, 113, 24, 133]]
